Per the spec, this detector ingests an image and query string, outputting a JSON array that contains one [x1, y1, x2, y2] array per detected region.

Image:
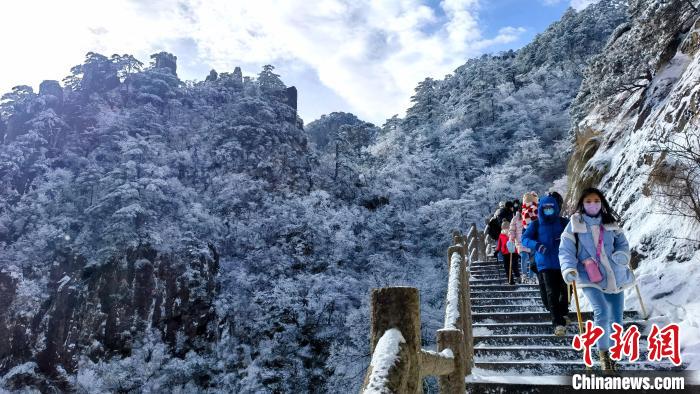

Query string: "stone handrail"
[[360, 224, 482, 393]]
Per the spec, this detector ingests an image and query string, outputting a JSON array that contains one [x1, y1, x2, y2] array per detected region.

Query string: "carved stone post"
[[437, 328, 466, 393], [362, 287, 421, 393]]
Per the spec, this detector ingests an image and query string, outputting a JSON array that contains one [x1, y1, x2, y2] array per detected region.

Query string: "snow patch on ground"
[[472, 326, 493, 336]]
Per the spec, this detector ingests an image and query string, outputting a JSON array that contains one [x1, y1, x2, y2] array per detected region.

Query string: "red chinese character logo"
[[572, 320, 604, 367], [647, 323, 682, 366], [609, 323, 641, 362]]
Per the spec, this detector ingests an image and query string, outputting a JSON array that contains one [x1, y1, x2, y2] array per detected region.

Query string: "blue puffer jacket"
[[522, 196, 569, 271], [558, 213, 635, 294]]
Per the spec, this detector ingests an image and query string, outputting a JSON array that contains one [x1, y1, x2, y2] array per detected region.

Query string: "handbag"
[[583, 226, 604, 283]]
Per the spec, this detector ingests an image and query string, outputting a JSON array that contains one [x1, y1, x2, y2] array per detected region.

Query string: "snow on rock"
[[364, 328, 406, 394], [1, 362, 42, 392], [56, 275, 71, 292]]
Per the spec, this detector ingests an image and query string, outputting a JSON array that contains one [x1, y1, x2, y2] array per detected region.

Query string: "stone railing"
[[360, 224, 483, 393]]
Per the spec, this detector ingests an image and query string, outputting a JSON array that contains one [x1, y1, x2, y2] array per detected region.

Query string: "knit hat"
[[499, 201, 506, 208], [501, 220, 510, 230], [523, 192, 538, 204]]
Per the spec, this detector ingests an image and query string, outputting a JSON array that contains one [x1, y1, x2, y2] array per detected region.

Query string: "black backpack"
[[488, 217, 501, 240]]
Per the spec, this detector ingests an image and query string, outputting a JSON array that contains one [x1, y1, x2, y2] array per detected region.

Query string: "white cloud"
[[570, 0, 600, 10], [0, 0, 526, 124], [541, 0, 599, 10]]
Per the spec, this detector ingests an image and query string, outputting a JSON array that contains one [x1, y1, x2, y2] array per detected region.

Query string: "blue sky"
[[0, 0, 596, 125], [478, 0, 570, 50]]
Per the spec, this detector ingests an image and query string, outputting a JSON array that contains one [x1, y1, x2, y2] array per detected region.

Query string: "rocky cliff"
[[566, 0, 700, 366], [0, 246, 219, 391]]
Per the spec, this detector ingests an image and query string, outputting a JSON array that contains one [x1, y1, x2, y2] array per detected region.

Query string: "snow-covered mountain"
[[367, 0, 628, 218], [0, 54, 318, 392], [566, 0, 700, 368]]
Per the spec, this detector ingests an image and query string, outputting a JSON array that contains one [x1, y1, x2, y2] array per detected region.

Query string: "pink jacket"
[[508, 211, 531, 253]]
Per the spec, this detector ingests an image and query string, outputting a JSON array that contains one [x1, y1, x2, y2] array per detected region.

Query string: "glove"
[[537, 244, 547, 255], [563, 270, 578, 284], [506, 241, 516, 253]]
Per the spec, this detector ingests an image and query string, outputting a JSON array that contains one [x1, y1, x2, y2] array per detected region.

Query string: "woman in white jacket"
[[558, 187, 634, 372]]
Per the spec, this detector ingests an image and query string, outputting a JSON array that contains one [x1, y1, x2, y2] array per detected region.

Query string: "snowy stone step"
[[469, 271, 503, 277], [469, 260, 502, 267], [474, 334, 576, 347], [470, 271, 506, 277], [467, 261, 503, 271], [470, 290, 541, 299], [468, 270, 504, 277], [474, 346, 654, 362], [472, 321, 645, 336], [471, 297, 542, 306], [470, 261, 502, 267], [469, 265, 501, 270], [472, 310, 639, 324], [471, 283, 540, 291], [470, 270, 506, 275], [469, 276, 508, 282], [470, 265, 502, 271], [470, 278, 515, 285], [471, 305, 549, 313], [475, 346, 582, 362], [472, 360, 685, 374]]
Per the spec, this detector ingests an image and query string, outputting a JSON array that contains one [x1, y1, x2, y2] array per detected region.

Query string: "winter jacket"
[[508, 211, 531, 253], [521, 195, 568, 271], [558, 213, 635, 294], [496, 207, 514, 224], [487, 216, 502, 241], [496, 231, 511, 255]]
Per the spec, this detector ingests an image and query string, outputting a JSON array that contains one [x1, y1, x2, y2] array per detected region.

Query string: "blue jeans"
[[520, 252, 534, 278], [581, 287, 624, 351]]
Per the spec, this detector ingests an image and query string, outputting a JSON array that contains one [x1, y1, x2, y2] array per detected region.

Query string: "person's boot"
[[554, 325, 566, 336], [598, 350, 617, 373]]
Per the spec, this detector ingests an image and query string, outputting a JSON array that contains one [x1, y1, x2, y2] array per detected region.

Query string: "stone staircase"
[[466, 257, 685, 393]]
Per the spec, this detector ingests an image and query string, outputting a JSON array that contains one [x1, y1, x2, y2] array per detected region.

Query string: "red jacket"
[[497, 233, 511, 255]]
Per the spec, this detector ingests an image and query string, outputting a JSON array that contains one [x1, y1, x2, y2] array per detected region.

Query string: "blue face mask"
[[543, 208, 555, 216]]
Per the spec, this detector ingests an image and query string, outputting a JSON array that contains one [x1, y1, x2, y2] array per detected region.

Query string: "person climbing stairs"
[[465, 256, 686, 392]]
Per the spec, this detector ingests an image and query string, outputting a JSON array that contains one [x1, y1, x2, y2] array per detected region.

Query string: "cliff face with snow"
[[566, 0, 700, 367]]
